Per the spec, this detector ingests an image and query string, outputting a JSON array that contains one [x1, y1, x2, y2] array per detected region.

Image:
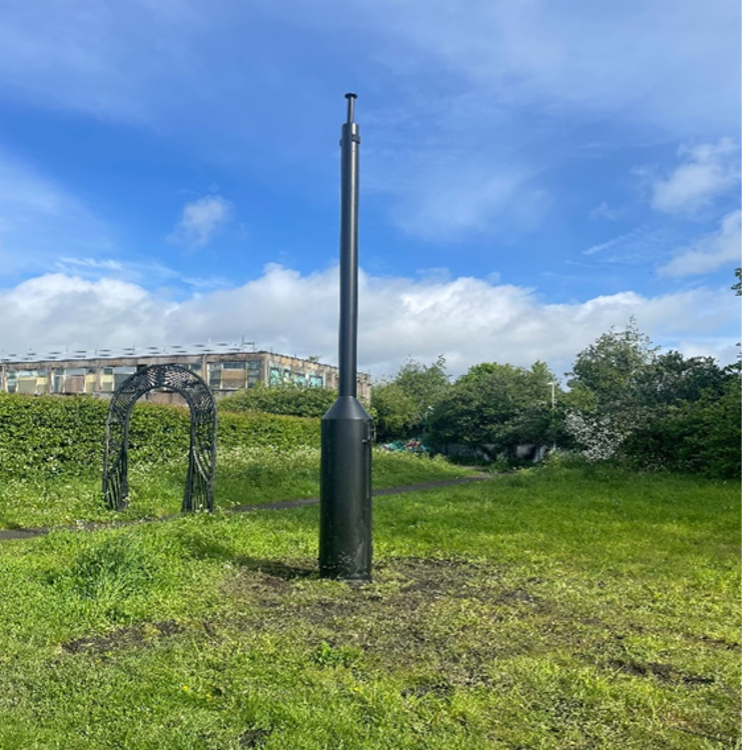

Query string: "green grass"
[[0, 465, 739, 748], [0, 447, 472, 530]]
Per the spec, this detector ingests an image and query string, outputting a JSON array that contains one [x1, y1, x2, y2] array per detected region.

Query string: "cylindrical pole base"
[[319, 397, 372, 581]]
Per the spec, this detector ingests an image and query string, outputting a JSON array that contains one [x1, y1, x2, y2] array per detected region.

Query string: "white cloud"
[[650, 139, 740, 215], [659, 211, 742, 277], [169, 195, 232, 248], [0, 274, 168, 358], [1, 265, 738, 377]]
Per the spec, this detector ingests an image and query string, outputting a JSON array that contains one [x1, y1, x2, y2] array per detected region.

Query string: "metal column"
[[319, 94, 373, 581]]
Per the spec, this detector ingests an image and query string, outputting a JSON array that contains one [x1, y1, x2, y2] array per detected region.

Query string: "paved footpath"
[[0, 474, 489, 542]]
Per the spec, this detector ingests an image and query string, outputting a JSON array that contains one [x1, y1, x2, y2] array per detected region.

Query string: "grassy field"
[[0, 447, 472, 530], [0, 463, 739, 748]]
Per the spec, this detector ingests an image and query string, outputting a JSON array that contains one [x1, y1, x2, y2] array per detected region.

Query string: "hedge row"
[[0, 393, 320, 478]]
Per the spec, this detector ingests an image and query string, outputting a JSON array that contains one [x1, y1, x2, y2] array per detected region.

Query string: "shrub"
[[218, 382, 337, 418], [0, 393, 320, 479]]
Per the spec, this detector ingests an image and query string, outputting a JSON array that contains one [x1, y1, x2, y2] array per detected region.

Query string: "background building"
[[0, 350, 371, 403]]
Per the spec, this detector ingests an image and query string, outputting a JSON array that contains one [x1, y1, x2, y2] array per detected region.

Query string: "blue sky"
[[0, 0, 740, 378]]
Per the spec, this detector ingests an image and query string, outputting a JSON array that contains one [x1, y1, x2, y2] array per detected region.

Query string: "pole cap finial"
[[345, 93, 357, 123]]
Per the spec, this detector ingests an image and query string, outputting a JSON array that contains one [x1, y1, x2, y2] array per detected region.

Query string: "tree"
[[565, 318, 738, 469], [428, 361, 558, 457], [370, 382, 418, 441], [370, 356, 450, 439], [564, 318, 659, 456], [624, 376, 741, 478], [732, 268, 742, 360], [566, 317, 658, 416], [634, 351, 730, 408], [393, 356, 450, 419]]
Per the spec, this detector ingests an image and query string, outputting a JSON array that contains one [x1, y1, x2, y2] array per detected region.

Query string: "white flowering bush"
[[564, 411, 632, 463]]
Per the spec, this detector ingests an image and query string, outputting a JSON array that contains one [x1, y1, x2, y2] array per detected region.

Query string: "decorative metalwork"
[[102, 364, 216, 512]]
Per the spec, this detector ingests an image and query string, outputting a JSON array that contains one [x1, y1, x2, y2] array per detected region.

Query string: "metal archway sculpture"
[[102, 364, 216, 512]]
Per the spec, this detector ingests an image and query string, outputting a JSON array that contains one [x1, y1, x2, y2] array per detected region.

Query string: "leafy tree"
[[564, 318, 660, 457], [428, 361, 559, 456], [732, 267, 742, 360], [394, 356, 450, 418], [634, 351, 730, 408], [566, 317, 658, 418], [622, 271, 740, 477], [565, 318, 738, 470], [370, 356, 450, 440], [370, 382, 419, 441]]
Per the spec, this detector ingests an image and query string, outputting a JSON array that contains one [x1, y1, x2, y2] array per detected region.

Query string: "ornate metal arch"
[[102, 364, 216, 512]]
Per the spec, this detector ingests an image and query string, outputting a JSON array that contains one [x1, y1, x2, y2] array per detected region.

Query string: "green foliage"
[[218, 382, 337, 418], [0, 393, 320, 481], [635, 351, 730, 407], [0, 393, 108, 477], [393, 355, 450, 415], [566, 316, 658, 430], [0, 468, 738, 748], [564, 319, 739, 475], [218, 411, 320, 452], [624, 376, 742, 478], [370, 382, 418, 441], [371, 357, 450, 440], [428, 361, 558, 455]]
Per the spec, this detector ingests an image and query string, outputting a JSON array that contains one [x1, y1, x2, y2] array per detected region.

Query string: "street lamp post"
[[547, 381, 557, 452], [318, 94, 373, 582]]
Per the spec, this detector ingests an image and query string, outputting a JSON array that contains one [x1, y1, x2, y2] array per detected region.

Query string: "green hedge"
[[0, 394, 320, 478], [218, 411, 320, 452], [218, 382, 337, 418]]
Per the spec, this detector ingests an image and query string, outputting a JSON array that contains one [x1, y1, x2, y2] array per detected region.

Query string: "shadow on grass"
[[175, 531, 316, 579]]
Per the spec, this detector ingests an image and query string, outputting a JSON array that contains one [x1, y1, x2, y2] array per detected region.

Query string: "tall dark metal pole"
[[319, 93, 373, 581]]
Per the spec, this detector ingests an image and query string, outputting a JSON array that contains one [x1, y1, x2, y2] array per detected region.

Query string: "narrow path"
[[0, 474, 490, 542]]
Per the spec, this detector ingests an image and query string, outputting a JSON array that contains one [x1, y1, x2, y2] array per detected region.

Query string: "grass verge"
[[0, 447, 472, 530], [0, 465, 739, 748]]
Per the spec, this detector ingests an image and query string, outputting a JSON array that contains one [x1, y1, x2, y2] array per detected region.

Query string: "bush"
[[218, 382, 337, 418], [218, 411, 320, 452], [623, 379, 741, 479], [0, 393, 320, 479]]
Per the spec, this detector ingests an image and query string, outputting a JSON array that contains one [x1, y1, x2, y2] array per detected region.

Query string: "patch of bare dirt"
[[608, 659, 714, 685], [62, 620, 183, 654]]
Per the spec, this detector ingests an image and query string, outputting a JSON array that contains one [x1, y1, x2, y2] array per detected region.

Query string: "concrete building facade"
[[0, 351, 371, 403]]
